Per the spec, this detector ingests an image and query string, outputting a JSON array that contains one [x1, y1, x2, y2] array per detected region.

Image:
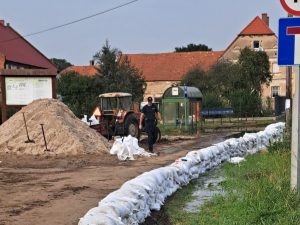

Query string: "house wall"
[[221, 34, 287, 103], [144, 81, 180, 101]]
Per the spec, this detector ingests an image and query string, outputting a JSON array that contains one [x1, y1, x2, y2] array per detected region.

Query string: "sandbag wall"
[[78, 122, 285, 225]]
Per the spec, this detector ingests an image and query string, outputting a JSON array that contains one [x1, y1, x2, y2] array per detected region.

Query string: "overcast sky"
[[1, 0, 286, 65]]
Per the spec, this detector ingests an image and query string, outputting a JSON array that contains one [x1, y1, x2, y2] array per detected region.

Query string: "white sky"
[[0, 0, 286, 65]]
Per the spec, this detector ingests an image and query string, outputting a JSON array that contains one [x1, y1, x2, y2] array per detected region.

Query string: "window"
[[271, 86, 280, 97], [253, 40, 260, 49]]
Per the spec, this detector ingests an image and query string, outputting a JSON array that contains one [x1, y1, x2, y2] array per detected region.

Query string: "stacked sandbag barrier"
[[78, 122, 285, 225]]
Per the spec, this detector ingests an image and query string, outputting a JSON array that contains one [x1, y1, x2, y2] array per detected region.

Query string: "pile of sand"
[[0, 99, 110, 155]]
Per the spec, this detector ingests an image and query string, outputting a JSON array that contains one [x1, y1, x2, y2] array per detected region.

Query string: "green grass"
[[165, 136, 300, 225]]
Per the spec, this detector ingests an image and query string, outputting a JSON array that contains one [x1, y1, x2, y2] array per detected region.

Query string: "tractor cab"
[[91, 92, 140, 139], [98, 92, 134, 125], [100, 92, 132, 115]]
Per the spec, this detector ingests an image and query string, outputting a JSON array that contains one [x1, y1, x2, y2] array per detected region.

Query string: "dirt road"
[[0, 132, 230, 225]]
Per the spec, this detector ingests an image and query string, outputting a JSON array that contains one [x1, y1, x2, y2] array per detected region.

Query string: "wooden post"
[[1, 75, 7, 123]]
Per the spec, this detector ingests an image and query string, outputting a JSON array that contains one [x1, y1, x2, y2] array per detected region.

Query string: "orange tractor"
[[90, 92, 161, 142]]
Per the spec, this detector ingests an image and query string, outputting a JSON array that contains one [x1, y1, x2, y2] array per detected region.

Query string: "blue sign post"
[[278, 17, 300, 65]]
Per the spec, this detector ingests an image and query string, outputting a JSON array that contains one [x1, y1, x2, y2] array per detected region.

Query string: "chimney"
[[0, 20, 4, 26], [90, 60, 94, 66], [261, 13, 269, 27]]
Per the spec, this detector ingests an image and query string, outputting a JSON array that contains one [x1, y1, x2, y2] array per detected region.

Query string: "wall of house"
[[144, 81, 180, 101], [222, 35, 278, 62], [221, 34, 287, 104]]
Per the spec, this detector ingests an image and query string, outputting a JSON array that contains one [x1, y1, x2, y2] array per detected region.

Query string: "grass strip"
[[165, 136, 300, 225]]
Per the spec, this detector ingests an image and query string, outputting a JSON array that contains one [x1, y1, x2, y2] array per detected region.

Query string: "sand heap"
[[0, 99, 110, 155]]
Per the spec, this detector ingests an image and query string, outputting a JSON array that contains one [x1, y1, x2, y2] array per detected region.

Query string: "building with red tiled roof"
[[0, 20, 57, 122], [127, 51, 223, 100], [63, 13, 285, 105], [0, 20, 56, 71], [62, 52, 223, 101], [60, 65, 100, 77], [221, 13, 287, 104], [126, 51, 223, 81]]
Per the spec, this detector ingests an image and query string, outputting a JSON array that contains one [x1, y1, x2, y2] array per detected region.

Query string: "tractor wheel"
[[154, 127, 161, 143], [125, 114, 140, 139]]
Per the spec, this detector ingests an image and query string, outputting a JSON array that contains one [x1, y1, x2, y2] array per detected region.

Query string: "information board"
[[5, 77, 52, 105]]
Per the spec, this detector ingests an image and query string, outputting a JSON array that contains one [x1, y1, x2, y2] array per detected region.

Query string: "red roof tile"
[[0, 22, 56, 71], [61, 65, 100, 76], [239, 16, 274, 35], [126, 51, 224, 81]]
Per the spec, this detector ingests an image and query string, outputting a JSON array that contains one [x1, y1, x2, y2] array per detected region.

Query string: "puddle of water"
[[183, 169, 225, 213]]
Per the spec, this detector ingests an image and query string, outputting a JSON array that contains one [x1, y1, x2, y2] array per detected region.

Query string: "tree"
[[202, 92, 224, 109], [207, 61, 241, 101], [181, 67, 211, 93], [238, 47, 272, 94], [93, 41, 146, 102], [175, 43, 212, 52], [58, 72, 103, 117], [50, 58, 73, 73], [229, 89, 262, 117]]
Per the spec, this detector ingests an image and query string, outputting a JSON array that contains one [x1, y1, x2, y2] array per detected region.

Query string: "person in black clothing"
[[139, 96, 161, 153]]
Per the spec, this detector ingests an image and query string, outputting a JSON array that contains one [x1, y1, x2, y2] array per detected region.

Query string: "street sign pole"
[[291, 66, 300, 190], [279, 0, 300, 191]]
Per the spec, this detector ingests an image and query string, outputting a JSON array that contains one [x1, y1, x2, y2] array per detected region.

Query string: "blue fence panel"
[[201, 108, 234, 117]]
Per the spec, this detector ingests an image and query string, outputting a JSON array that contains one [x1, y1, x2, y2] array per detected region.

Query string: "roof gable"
[[126, 51, 224, 81], [239, 16, 274, 36], [0, 22, 56, 71]]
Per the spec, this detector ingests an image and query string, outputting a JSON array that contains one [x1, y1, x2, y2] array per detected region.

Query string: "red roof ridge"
[[60, 65, 100, 76], [239, 16, 274, 35], [126, 51, 224, 56]]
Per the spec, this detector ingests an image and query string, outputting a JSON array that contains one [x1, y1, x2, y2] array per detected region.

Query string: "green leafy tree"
[[229, 89, 262, 117], [180, 48, 271, 116], [58, 72, 103, 117], [238, 47, 272, 94], [202, 92, 224, 109], [175, 43, 212, 52], [50, 58, 73, 73], [207, 61, 241, 101], [93, 41, 146, 101], [181, 68, 211, 93]]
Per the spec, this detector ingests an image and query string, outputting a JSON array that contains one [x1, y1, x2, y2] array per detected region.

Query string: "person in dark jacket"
[[139, 96, 161, 153]]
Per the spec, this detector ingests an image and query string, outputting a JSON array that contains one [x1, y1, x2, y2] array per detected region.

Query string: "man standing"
[[139, 96, 161, 153]]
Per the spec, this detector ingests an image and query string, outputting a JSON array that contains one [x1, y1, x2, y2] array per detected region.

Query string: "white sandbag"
[[110, 135, 155, 161], [78, 207, 124, 225], [79, 122, 285, 225], [89, 115, 100, 125], [228, 157, 245, 164]]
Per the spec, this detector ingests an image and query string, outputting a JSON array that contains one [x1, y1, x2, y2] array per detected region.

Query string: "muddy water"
[[183, 169, 225, 213]]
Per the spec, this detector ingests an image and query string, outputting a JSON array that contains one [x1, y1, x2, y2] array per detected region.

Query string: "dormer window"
[[253, 40, 260, 49]]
